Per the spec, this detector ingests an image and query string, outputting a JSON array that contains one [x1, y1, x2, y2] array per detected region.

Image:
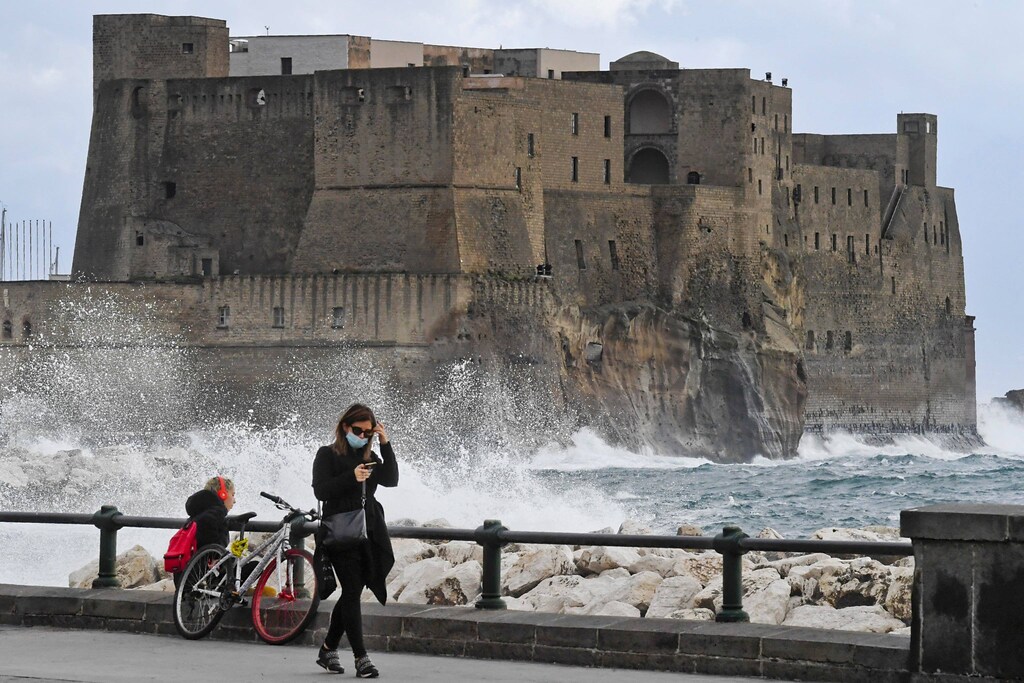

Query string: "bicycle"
[[173, 491, 320, 644]]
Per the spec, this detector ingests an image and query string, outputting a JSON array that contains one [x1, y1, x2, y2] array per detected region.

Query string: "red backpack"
[[163, 520, 198, 573]]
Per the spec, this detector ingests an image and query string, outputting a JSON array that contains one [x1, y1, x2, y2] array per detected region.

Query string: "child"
[[185, 476, 234, 549]]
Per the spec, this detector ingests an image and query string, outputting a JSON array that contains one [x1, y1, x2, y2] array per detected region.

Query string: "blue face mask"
[[346, 432, 368, 449]]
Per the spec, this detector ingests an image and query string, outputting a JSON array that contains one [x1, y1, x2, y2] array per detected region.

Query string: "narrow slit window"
[[527, 133, 535, 158], [571, 156, 579, 182], [608, 240, 619, 270], [575, 240, 586, 270], [515, 167, 522, 191], [603, 159, 611, 184], [864, 189, 869, 207], [844, 332, 852, 351], [2, 321, 11, 340], [865, 234, 870, 255], [806, 330, 815, 350], [814, 232, 820, 250], [831, 187, 836, 205], [571, 112, 579, 135], [603, 115, 611, 138], [758, 179, 762, 195], [831, 234, 837, 251], [847, 235, 855, 264], [848, 188, 852, 206], [814, 186, 819, 203], [891, 276, 896, 294], [826, 331, 834, 350]]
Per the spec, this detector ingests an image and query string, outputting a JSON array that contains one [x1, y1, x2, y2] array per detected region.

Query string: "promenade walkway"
[[0, 626, 770, 683]]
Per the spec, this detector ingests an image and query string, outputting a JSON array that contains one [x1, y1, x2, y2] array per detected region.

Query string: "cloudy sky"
[[0, 0, 1019, 400]]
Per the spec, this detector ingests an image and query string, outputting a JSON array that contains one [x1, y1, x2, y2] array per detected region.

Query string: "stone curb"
[[0, 584, 910, 681]]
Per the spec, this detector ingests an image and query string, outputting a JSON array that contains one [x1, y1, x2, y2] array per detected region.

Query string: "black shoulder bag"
[[320, 481, 368, 550]]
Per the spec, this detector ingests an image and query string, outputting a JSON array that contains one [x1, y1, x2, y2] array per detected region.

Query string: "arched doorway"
[[628, 90, 672, 134], [627, 148, 670, 184], [687, 171, 701, 185]]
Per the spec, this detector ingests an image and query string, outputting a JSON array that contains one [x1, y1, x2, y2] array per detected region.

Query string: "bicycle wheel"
[[251, 547, 320, 644], [174, 545, 231, 640]]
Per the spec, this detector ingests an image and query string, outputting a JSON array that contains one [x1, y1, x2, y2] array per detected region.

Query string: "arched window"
[[627, 148, 670, 184], [628, 90, 671, 134], [686, 171, 701, 185]]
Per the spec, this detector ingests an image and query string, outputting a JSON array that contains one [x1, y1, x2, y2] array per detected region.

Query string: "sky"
[[0, 0, 1020, 401]]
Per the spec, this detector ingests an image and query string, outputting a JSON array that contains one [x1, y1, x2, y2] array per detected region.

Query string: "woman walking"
[[312, 403, 397, 678]]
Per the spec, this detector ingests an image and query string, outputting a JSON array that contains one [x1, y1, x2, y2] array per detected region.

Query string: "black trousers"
[[324, 544, 368, 657]]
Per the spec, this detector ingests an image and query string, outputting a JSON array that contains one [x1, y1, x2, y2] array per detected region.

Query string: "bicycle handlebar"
[[259, 491, 284, 505]]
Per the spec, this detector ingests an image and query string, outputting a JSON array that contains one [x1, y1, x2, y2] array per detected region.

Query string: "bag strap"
[[360, 481, 366, 509]]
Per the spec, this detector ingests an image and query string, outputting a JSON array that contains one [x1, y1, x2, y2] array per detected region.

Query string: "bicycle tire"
[[174, 544, 231, 640], [251, 547, 320, 645]]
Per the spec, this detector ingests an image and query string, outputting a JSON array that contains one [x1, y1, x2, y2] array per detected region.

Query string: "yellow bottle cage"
[[230, 538, 249, 558]]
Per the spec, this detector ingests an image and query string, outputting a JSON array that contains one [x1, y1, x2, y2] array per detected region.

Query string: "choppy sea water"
[[0, 292, 1021, 585], [2, 402, 1022, 587]]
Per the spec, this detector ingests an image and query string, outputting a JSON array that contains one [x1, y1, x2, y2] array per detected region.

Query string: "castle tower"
[[898, 113, 937, 189], [93, 14, 229, 93]]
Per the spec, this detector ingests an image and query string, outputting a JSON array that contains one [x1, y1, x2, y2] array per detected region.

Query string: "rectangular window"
[[786, 186, 790, 206], [940, 221, 945, 245], [571, 156, 579, 182], [891, 276, 896, 294], [604, 115, 611, 138], [826, 330, 835, 350], [181, 43, 194, 54], [571, 112, 579, 135], [923, 223, 928, 243], [164, 182, 176, 199], [218, 306, 230, 328], [201, 258, 212, 276], [806, 331, 815, 350], [814, 232, 820, 250], [752, 95, 757, 113], [831, 187, 836, 205], [864, 189, 869, 207], [136, 232, 144, 246], [865, 234, 870, 255], [933, 226, 937, 245], [814, 186, 819, 203], [762, 96, 766, 114], [547, 69, 555, 79], [608, 240, 619, 270], [281, 57, 292, 75], [760, 137, 765, 154], [784, 114, 788, 132], [753, 138, 758, 154], [527, 133, 535, 158], [575, 240, 586, 270], [332, 307, 345, 329], [786, 155, 790, 170], [758, 179, 762, 195], [847, 188, 852, 206], [603, 159, 611, 184], [831, 234, 837, 251], [784, 234, 789, 247], [748, 168, 753, 183], [272, 306, 285, 328], [774, 113, 778, 130], [844, 332, 853, 351], [515, 167, 522, 190], [847, 235, 855, 264]]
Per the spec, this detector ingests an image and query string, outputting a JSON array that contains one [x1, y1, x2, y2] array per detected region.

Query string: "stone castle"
[[1, 14, 978, 460]]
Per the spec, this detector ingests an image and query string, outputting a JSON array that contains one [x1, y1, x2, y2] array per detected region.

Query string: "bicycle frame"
[[189, 521, 292, 602]]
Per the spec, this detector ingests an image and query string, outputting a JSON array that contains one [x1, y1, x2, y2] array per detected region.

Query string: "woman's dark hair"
[[332, 403, 377, 456]]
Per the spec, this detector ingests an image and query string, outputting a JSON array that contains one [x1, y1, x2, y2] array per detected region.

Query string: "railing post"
[[288, 518, 309, 597], [91, 505, 124, 589], [474, 519, 508, 610], [713, 524, 749, 623]]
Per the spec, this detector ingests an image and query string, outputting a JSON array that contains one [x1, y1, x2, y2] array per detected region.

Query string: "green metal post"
[[91, 505, 124, 589], [474, 519, 508, 610], [288, 518, 309, 597], [714, 524, 749, 623]]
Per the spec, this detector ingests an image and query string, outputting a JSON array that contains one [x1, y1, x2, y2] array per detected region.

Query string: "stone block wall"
[[93, 14, 228, 92]]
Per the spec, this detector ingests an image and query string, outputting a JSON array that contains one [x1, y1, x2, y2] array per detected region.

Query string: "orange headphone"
[[216, 476, 228, 501]]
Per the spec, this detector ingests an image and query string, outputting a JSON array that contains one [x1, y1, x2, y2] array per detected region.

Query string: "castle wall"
[[292, 68, 461, 274], [94, 15, 228, 91], [423, 45, 494, 72]]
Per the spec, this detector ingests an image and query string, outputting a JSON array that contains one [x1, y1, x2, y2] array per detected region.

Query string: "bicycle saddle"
[[233, 511, 258, 523]]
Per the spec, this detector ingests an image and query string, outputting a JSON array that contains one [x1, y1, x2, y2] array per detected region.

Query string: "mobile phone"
[[362, 461, 376, 469]]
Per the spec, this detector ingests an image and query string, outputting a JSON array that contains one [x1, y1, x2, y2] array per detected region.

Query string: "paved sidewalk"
[[0, 626, 768, 682]]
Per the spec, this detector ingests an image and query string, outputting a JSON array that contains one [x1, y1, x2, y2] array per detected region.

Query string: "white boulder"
[[436, 540, 481, 566], [646, 575, 703, 618], [782, 604, 906, 633], [504, 545, 575, 597], [575, 546, 642, 575], [69, 544, 162, 589], [666, 607, 715, 621], [391, 557, 451, 602]]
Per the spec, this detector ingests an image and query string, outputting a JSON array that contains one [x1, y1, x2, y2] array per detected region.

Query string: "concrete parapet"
[[0, 584, 908, 681], [901, 504, 1024, 681]]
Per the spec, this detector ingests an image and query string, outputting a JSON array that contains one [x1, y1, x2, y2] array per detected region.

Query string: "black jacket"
[[312, 441, 398, 604], [185, 489, 229, 549]]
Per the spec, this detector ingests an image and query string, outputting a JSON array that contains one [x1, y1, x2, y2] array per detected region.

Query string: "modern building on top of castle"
[[17, 12, 974, 459]]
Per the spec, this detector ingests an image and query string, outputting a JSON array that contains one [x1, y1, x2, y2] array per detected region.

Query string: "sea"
[[1, 321, 1022, 586]]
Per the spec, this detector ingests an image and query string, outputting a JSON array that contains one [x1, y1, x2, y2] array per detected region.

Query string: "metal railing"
[[0, 507, 913, 622]]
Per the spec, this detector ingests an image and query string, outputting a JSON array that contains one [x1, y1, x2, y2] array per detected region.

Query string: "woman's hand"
[[354, 464, 372, 482], [374, 422, 389, 445]]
